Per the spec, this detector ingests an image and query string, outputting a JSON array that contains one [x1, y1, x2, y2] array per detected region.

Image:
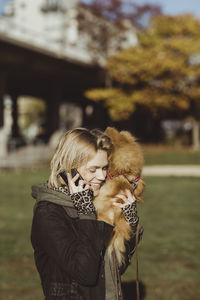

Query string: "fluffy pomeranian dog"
[[93, 127, 145, 265]]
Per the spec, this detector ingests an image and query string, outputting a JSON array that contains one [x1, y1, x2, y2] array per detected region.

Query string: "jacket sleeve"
[[31, 202, 113, 286], [119, 225, 144, 274]]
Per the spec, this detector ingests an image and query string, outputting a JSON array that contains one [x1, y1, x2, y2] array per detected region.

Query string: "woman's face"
[[78, 149, 108, 196]]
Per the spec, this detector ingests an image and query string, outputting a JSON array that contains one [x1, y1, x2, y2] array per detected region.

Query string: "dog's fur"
[[94, 127, 145, 265]]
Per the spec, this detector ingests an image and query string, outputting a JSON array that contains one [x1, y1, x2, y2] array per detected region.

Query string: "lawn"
[[122, 176, 200, 300], [0, 168, 200, 300], [143, 146, 200, 165]]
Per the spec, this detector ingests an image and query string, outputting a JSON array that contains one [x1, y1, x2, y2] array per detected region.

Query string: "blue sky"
[[132, 0, 200, 18], [0, 0, 11, 15], [0, 0, 200, 18]]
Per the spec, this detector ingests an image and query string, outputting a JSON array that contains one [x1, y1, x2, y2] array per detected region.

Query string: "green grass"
[[123, 176, 200, 300], [0, 169, 200, 300], [143, 147, 200, 165], [0, 168, 49, 300]]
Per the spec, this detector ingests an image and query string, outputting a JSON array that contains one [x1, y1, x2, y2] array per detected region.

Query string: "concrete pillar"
[[11, 93, 20, 138], [7, 93, 25, 151], [0, 72, 6, 128], [45, 89, 61, 140]]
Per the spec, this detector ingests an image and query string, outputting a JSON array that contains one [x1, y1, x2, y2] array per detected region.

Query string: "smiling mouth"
[[90, 183, 101, 189]]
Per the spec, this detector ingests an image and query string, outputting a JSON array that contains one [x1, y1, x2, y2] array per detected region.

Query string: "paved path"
[[143, 165, 200, 177], [1, 146, 200, 176], [0, 145, 53, 169]]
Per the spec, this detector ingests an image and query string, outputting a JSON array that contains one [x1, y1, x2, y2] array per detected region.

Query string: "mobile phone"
[[71, 168, 84, 186], [59, 169, 83, 186]]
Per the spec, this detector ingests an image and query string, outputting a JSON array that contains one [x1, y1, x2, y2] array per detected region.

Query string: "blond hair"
[[48, 128, 112, 188]]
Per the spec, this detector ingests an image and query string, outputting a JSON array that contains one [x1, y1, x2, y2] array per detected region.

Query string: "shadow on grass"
[[122, 281, 146, 300]]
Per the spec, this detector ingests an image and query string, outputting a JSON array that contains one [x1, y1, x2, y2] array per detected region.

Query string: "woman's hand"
[[67, 172, 90, 194], [114, 189, 139, 232], [67, 172, 95, 215], [113, 189, 136, 209]]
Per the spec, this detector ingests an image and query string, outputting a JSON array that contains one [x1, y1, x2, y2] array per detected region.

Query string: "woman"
[[31, 128, 143, 300]]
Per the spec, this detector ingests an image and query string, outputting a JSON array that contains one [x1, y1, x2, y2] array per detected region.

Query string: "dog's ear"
[[120, 131, 137, 143], [105, 127, 118, 137], [105, 127, 135, 145], [105, 128, 137, 145], [104, 127, 122, 145]]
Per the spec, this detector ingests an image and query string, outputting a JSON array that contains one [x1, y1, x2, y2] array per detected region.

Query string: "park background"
[[0, 0, 200, 300]]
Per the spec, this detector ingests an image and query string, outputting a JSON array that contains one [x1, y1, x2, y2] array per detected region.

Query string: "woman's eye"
[[89, 169, 96, 173], [103, 166, 108, 171]]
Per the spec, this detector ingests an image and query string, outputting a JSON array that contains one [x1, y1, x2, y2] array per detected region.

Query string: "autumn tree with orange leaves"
[[78, 0, 161, 64], [86, 14, 200, 149]]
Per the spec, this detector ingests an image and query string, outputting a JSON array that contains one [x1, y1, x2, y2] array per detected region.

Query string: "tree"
[[78, 0, 161, 65], [85, 14, 200, 149], [79, 0, 161, 27]]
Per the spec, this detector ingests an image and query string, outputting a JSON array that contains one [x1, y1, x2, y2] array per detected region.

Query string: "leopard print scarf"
[[53, 185, 71, 196]]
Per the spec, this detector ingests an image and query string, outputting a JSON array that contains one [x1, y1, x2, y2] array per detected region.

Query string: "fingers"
[[66, 172, 73, 193], [67, 172, 81, 193], [115, 193, 127, 202], [113, 202, 124, 208], [114, 189, 136, 209], [115, 191, 136, 203], [125, 189, 136, 202], [78, 180, 86, 192], [84, 184, 90, 190], [67, 172, 91, 194], [71, 173, 80, 184]]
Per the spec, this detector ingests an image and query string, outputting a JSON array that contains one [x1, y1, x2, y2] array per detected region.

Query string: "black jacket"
[[31, 184, 141, 300]]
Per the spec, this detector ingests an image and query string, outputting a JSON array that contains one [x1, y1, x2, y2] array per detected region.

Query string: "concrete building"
[[0, 0, 138, 65], [0, 0, 138, 158]]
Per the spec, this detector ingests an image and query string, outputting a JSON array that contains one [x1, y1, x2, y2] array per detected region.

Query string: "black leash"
[[136, 224, 140, 300]]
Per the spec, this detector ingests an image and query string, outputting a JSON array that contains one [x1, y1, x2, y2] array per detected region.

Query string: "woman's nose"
[[96, 169, 106, 180]]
